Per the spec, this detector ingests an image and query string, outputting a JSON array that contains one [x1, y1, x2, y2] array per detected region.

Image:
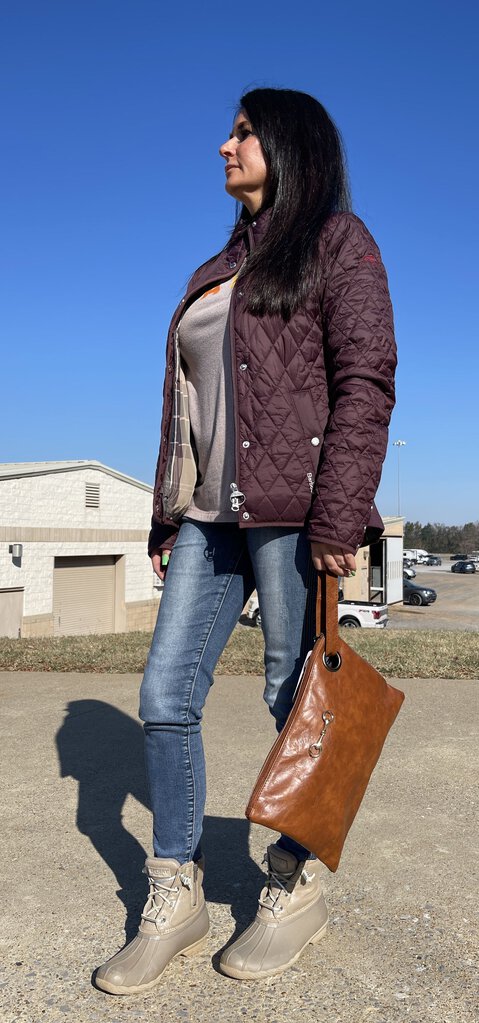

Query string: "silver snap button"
[[229, 260, 237, 269], [239, 362, 247, 371], [252, 220, 257, 226], [238, 290, 243, 297], [242, 440, 250, 448], [242, 511, 250, 520], [311, 436, 320, 446]]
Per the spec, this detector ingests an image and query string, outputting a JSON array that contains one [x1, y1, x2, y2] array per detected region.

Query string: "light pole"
[[393, 440, 406, 516]]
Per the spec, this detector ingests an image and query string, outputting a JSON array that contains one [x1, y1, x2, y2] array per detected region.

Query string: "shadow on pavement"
[[55, 700, 264, 948]]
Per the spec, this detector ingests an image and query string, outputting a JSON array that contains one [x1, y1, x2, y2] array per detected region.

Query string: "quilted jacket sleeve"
[[148, 518, 178, 557], [307, 214, 397, 553]]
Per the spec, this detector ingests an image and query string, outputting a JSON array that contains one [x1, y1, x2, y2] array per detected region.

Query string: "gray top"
[[178, 278, 237, 522]]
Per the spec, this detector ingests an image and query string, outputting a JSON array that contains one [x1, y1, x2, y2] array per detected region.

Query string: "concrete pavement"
[[0, 670, 478, 1023]]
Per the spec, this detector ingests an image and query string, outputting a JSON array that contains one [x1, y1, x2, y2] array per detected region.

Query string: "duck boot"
[[220, 843, 328, 980], [95, 856, 209, 995]]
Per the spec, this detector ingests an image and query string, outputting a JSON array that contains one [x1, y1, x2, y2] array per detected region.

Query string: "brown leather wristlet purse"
[[245, 571, 405, 871]]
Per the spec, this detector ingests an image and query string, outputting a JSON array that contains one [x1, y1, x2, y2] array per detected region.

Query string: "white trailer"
[[403, 548, 429, 563]]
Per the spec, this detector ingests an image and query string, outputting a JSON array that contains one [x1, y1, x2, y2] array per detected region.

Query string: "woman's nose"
[[219, 136, 236, 159]]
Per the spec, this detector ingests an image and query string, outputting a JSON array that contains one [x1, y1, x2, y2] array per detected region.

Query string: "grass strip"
[[0, 627, 477, 679]]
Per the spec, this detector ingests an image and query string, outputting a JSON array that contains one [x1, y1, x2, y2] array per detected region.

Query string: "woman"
[[96, 87, 396, 993]]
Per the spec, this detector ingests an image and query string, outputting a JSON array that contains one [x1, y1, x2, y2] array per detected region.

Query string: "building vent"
[[85, 483, 100, 508]]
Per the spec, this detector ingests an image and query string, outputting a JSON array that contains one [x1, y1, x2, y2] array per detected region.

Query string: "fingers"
[[343, 552, 357, 572], [313, 552, 347, 577], [311, 543, 357, 578], [151, 553, 166, 581]]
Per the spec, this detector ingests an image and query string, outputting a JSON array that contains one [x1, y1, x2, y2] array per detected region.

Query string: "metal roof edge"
[[0, 461, 153, 493]]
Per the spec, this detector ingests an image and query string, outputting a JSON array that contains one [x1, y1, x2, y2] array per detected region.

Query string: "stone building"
[[0, 461, 160, 637]]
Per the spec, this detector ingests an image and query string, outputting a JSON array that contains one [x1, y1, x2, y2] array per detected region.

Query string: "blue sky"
[[1, 0, 478, 525]]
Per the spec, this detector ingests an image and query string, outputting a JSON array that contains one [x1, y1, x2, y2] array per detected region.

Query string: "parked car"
[[450, 553, 467, 561], [403, 567, 416, 579], [423, 555, 442, 566], [244, 594, 262, 626], [338, 599, 388, 628], [403, 579, 437, 606], [451, 560, 476, 574], [243, 593, 388, 629]]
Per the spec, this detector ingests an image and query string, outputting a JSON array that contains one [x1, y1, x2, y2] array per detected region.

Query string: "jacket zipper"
[[163, 326, 181, 504], [228, 223, 255, 520]]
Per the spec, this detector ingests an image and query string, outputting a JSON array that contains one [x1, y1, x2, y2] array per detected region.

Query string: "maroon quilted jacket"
[[148, 209, 396, 556]]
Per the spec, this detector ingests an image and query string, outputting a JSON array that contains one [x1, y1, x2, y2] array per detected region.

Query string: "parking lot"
[[389, 560, 479, 631]]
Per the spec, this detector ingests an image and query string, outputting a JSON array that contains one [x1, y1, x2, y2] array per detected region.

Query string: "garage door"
[[53, 556, 116, 636], [0, 588, 24, 638]]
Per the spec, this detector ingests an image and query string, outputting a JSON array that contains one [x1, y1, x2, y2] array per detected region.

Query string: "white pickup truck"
[[337, 598, 388, 628], [244, 594, 388, 629]]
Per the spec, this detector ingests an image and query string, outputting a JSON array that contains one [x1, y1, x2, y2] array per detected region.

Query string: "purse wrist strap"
[[315, 571, 339, 657]]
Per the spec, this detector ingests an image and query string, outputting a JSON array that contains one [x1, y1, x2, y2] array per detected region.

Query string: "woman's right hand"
[[151, 551, 170, 581]]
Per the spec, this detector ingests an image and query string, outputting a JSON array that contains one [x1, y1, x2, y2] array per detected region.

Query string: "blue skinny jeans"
[[139, 518, 317, 864]]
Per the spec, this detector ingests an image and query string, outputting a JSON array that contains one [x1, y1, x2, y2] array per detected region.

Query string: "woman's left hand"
[[311, 542, 356, 578]]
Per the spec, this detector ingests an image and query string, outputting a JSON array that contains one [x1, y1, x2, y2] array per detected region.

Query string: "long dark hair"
[[232, 88, 351, 320]]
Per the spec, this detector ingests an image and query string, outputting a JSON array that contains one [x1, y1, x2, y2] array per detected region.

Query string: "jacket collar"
[[235, 205, 272, 248], [181, 206, 273, 304]]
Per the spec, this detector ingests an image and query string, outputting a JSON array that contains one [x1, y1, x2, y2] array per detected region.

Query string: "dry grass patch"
[[0, 632, 151, 674], [342, 628, 479, 680], [0, 627, 477, 679]]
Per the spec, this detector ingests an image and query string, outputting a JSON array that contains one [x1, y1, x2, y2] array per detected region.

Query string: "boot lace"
[[141, 870, 192, 930], [258, 857, 313, 919]]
